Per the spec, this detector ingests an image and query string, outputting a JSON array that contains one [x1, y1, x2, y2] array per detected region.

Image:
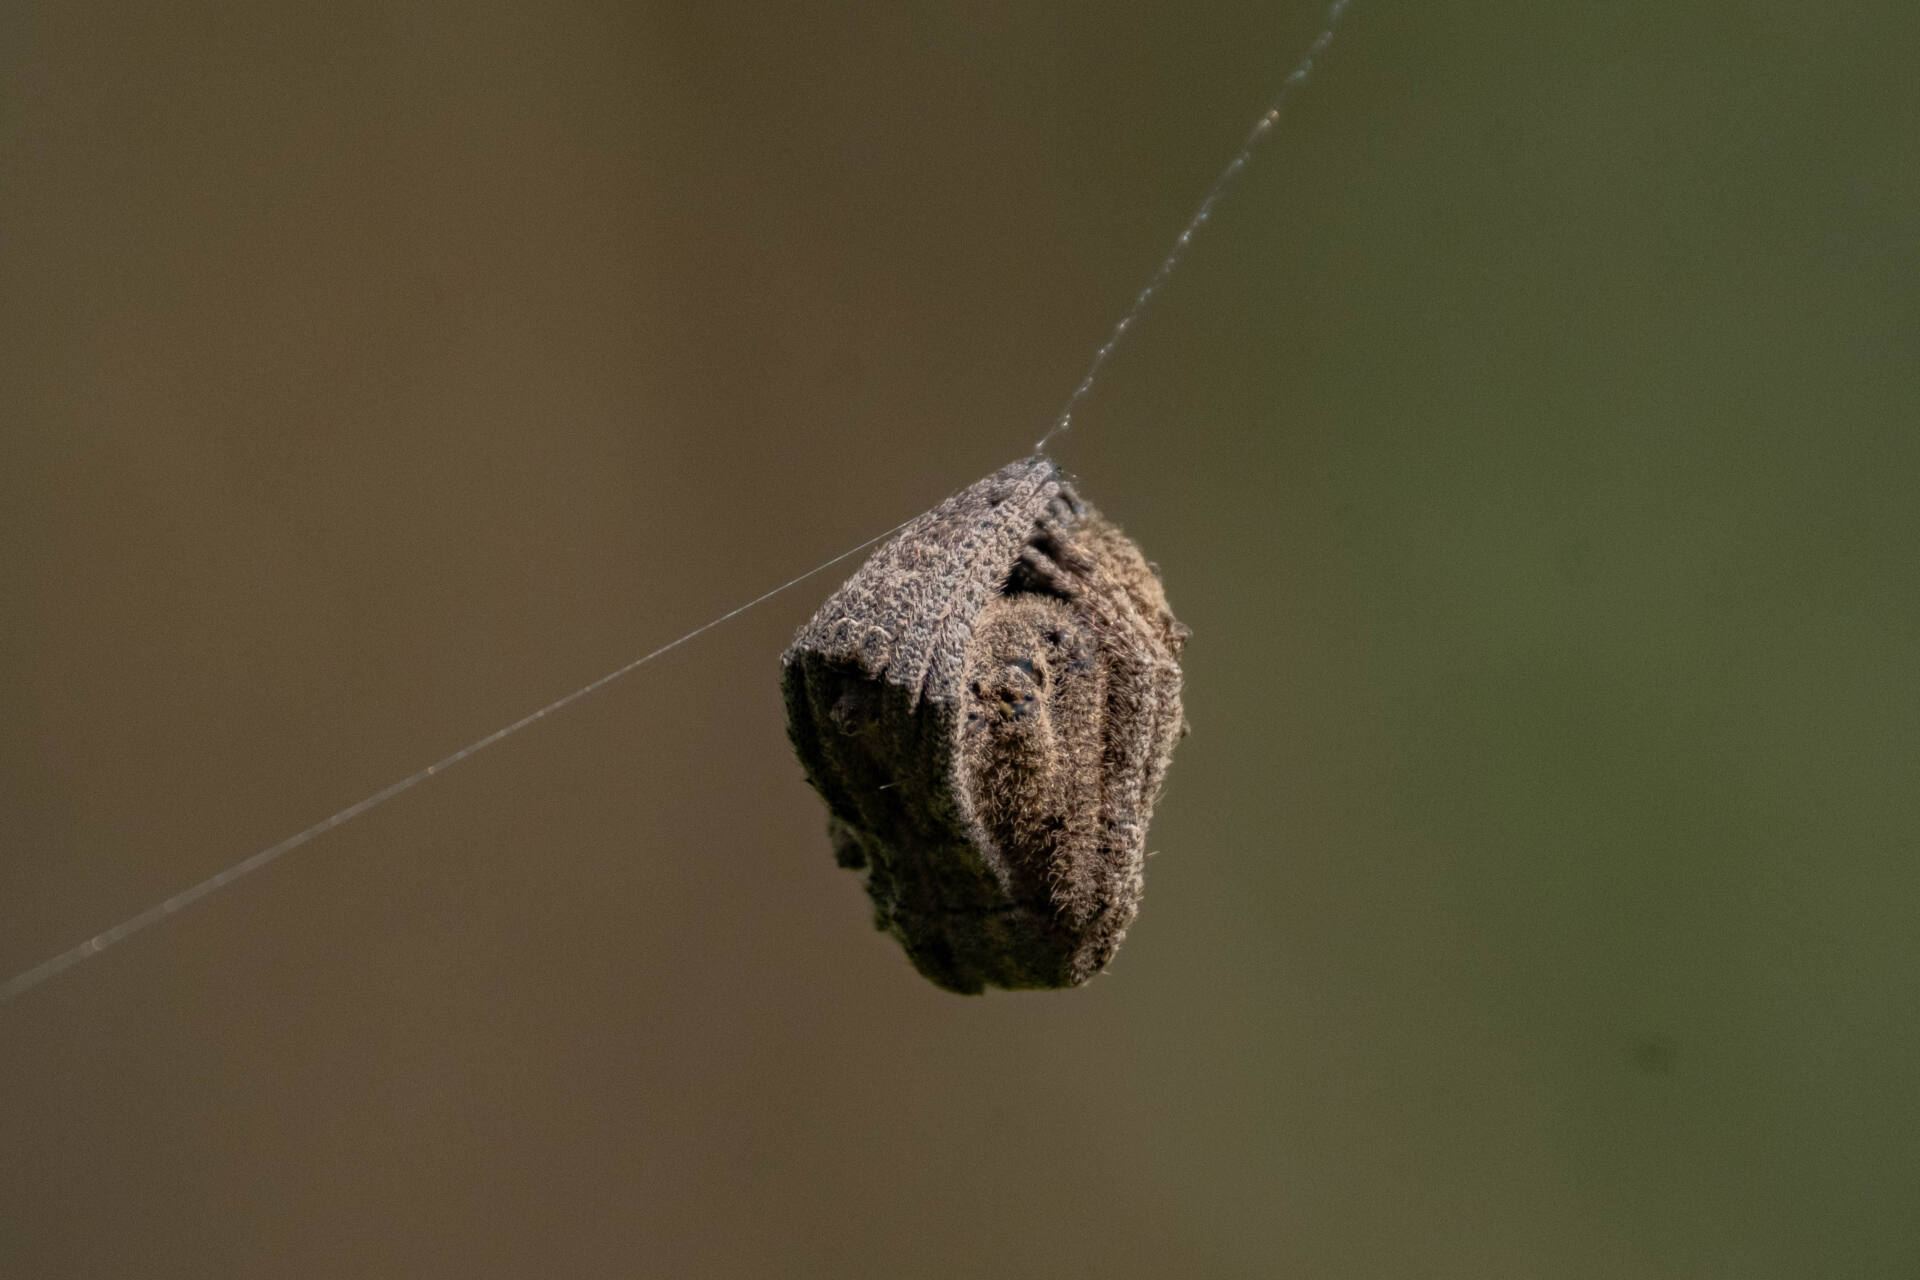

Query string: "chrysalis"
[[782, 457, 1188, 993]]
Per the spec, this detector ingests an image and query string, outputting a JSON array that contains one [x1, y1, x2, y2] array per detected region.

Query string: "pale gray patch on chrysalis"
[[782, 456, 1188, 993]]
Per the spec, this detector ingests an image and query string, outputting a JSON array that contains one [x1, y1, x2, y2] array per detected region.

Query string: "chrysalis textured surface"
[[782, 457, 1188, 993]]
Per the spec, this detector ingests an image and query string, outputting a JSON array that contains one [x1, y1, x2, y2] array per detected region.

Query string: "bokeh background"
[[4, 2, 1917, 1275]]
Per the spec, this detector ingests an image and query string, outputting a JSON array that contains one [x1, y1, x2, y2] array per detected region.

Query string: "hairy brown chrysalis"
[[782, 457, 1188, 993]]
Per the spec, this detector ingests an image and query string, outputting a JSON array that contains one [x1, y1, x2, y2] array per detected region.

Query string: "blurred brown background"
[[4, 2, 1918, 1275]]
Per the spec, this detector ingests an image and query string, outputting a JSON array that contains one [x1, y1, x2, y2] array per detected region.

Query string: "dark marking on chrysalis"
[[781, 457, 1189, 993]]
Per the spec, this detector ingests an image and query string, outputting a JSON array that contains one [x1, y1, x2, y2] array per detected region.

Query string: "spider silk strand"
[[0, 521, 908, 1006], [3, 3, 1354, 1006], [1036, 0, 1350, 452]]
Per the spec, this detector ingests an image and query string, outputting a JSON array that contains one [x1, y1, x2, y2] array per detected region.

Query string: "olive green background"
[[4, 2, 1916, 1275]]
